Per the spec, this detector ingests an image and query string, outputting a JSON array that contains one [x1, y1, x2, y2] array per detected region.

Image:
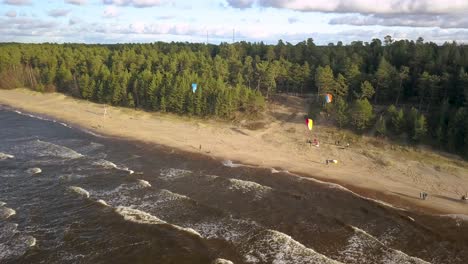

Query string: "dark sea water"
[[1, 107, 468, 264]]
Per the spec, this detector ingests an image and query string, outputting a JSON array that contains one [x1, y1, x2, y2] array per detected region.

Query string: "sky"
[[1, 0, 468, 45]]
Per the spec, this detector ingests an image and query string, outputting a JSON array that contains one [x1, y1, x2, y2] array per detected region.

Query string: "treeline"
[[0, 37, 467, 156]]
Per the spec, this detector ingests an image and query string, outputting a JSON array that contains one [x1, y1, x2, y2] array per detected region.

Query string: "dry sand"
[[1, 88, 468, 215]]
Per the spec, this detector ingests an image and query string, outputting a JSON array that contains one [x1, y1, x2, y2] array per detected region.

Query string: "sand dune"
[[1, 88, 468, 215]]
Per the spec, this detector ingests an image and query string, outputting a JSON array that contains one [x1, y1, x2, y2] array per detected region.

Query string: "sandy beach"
[[1, 88, 468, 215]]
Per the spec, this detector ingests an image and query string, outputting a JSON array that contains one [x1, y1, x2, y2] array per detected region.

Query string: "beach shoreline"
[[1, 88, 468, 216]]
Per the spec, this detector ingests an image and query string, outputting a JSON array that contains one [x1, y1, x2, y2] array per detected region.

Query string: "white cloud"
[[227, 0, 468, 15], [102, 0, 167, 8], [69, 17, 81, 25], [288, 17, 299, 24], [5, 10, 17, 17], [226, 0, 254, 9], [65, 0, 87, 5], [48, 9, 71, 17], [329, 14, 468, 29], [103, 6, 120, 18], [3, 0, 31, 5]]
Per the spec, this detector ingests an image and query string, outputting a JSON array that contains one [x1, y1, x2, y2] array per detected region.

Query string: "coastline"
[[1, 88, 468, 216]]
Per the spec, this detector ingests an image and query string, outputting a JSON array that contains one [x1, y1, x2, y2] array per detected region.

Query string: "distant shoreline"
[[1, 88, 468, 216]]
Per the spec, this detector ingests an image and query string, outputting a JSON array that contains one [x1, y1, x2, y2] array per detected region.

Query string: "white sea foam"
[[0, 223, 18, 242], [13, 109, 70, 128], [96, 199, 109, 206], [92, 159, 117, 169], [68, 186, 90, 198], [341, 226, 430, 264], [115, 206, 201, 237], [0, 152, 14, 160], [159, 168, 192, 181], [137, 179, 151, 188], [212, 258, 234, 264], [239, 229, 342, 264], [32, 140, 83, 159], [0, 207, 16, 220], [92, 159, 134, 174], [0, 201, 5, 206], [157, 189, 190, 201], [222, 160, 242, 168], [189, 217, 259, 243], [440, 214, 468, 222], [286, 171, 407, 211], [271, 168, 280, 173], [59, 174, 87, 182], [227, 178, 273, 200], [81, 129, 106, 138], [26, 167, 42, 175], [0, 235, 36, 261]]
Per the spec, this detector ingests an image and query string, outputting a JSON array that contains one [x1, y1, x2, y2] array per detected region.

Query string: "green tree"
[[376, 115, 387, 136], [413, 113, 427, 141], [359, 81, 375, 100], [315, 65, 335, 95], [374, 57, 396, 103], [349, 98, 374, 131], [395, 66, 409, 106], [333, 96, 348, 128], [387, 105, 404, 134]]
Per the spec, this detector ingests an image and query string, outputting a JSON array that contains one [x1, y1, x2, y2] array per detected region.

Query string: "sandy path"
[[1, 88, 468, 215]]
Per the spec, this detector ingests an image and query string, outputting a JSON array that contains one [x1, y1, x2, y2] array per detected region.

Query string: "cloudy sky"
[[1, 0, 468, 44]]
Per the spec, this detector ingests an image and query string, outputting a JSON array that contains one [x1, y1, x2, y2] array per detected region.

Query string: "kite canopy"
[[192, 83, 197, 93], [306, 118, 313, 130], [325, 93, 333, 103]]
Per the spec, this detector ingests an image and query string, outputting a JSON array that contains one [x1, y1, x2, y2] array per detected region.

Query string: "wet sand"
[[1, 88, 468, 215]]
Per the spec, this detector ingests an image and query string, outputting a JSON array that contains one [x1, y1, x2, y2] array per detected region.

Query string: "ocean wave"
[[115, 206, 201, 237], [17, 140, 83, 160], [0, 152, 14, 160], [92, 159, 134, 174], [26, 167, 42, 175], [68, 186, 90, 198], [0, 235, 36, 261], [440, 214, 468, 222], [189, 217, 260, 243], [0, 207, 16, 220], [222, 160, 258, 169], [80, 128, 107, 138], [227, 178, 273, 200], [13, 109, 70, 128], [285, 171, 407, 212], [58, 174, 87, 182], [339, 226, 430, 264], [96, 199, 109, 207], [271, 168, 280, 173], [159, 168, 192, 181], [0, 223, 18, 242], [238, 229, 342, 264], [212, 258, 234, 264], [137, 179, 151, 188]]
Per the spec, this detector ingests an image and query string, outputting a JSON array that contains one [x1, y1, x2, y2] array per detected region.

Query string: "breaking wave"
[[238, 229, 342, 264], [13, 109, 71, 128], [18, 140, 83, 160], [0, 207, 16, 220], [227, 178, 273, 200], [68, 186, 90, 198], [338, 226, 430, 264], [26, 167, 42, 175], [115, 206, 201, 237], [92, 159, 134, 174], [159, 168, 192, 181], [0, 152, 14, 160]]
